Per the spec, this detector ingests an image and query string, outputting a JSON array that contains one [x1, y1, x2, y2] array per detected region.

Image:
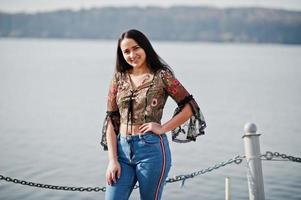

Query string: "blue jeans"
[[105, 132, 172, 200]]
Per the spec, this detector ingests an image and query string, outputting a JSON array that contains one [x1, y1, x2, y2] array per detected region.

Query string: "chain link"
[[165, 155, 244, 186], [0, 155, 243, 192], [1, 151, 299, 192], [0, 175, 106, 192], [261, 151, 301, 162]]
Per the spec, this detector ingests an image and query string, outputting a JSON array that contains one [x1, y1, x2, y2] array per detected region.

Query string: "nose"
[[129, 51, 136, 60]]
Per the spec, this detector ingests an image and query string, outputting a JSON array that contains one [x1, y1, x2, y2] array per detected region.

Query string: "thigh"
[[105, 136, 137, 200], [136, 134, 171, 200], [105, 160, 137, 200]]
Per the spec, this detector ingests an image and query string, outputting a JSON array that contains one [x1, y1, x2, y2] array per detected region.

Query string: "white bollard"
[[242, 123, 265, 200], [225, 177, 231, 200]]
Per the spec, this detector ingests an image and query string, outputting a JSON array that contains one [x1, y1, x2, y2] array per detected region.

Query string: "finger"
[[117, 168, 121, 179], [139, 126, 148, 133], [111, 171, 116, 183], [142, 127, 151, 133], [109, 171, 113, 185], [106, 172, 112, 185], [139, 123, 147, 130]]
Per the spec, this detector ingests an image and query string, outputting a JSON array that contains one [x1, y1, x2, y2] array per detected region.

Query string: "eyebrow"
[[122, 45, 140, 52]]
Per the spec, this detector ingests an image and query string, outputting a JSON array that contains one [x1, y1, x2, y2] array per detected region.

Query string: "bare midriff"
[[120, 123, 145, 136]]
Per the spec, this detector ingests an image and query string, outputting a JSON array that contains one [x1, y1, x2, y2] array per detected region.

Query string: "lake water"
[[0, 38, 300, 200]]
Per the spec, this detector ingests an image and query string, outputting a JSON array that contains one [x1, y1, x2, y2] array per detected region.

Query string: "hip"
[[117, 131, 171, 163]]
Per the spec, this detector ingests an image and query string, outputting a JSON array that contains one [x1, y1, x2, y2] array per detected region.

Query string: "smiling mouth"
[[131, 59, 139, 63]]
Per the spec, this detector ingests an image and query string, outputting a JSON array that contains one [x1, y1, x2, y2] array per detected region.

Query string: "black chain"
[[165, 155, 244, 186], [261, 151, 301, 162], [0, 155, 244, 192], [0, 175, 106, 192], [1, 151, 299, 192]]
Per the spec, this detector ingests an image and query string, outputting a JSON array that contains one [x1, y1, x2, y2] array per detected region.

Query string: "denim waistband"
[[118, 131, 166, 142]]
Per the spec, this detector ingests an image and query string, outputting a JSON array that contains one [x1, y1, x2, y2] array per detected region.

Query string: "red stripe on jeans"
[[154, 135, 166, 200]]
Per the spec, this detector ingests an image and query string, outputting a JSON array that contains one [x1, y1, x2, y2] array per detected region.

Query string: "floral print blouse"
[[101, 68, 206, 150]]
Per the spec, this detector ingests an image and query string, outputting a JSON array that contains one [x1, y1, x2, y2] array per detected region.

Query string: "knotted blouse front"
[[101, 68, 206, 150]]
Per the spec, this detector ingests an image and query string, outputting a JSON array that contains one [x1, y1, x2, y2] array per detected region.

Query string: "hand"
[[106, 160, 121, 186], [139, 122, 164, 135]]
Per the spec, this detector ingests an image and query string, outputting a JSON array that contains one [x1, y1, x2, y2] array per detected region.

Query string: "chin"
[[131, 63, 142, 68]]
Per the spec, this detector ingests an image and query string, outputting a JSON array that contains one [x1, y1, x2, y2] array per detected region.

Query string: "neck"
[[130, 65, 150, 76]]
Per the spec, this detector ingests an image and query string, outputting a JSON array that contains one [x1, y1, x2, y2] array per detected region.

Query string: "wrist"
[[109, 159, 118, 164], [108, 156, 118, 163], [161, 124, 168, 133]]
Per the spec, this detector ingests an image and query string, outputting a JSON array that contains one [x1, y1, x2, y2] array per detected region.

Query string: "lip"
[[131, 58, 139, 63]]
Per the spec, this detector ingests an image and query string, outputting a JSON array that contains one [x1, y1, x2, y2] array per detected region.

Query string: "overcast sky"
[[0, 0, 301, 13]]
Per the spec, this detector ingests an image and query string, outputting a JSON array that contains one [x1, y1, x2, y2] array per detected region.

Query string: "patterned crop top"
[[100, 68, 206, 150]]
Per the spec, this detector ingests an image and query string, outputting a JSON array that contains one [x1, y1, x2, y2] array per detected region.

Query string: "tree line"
[[0, 6, 300, 44]]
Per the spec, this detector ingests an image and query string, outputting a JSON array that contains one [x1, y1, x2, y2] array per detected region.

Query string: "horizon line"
[[0, 4, 301, 14]]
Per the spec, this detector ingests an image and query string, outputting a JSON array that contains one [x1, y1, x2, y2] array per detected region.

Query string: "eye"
[[134, 45, 140, 50], [123, 49, 130, 54]]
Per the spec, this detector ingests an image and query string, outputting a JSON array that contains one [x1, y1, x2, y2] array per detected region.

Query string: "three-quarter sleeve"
[[100, 72, 120, 151], [161, 69, 206, 143]]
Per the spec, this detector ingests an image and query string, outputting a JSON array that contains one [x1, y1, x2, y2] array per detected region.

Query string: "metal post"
[[242, 123, 265, 200], [225, 177, 231, 200]]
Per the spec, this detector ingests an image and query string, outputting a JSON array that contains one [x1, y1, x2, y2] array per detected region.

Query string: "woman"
[[101, 29, 206, 200]]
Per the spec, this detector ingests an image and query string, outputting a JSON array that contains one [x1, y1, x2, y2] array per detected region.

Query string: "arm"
[[106, 120, 118, 162], [139, 69, 206, 140], [139, 103, 192, 135], [101, 72, 121, 185], [161, 103, 193, 133], [105, 120, 121, 185]]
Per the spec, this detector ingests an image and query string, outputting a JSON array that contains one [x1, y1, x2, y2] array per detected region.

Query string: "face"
[[120, 38, 147, 70]]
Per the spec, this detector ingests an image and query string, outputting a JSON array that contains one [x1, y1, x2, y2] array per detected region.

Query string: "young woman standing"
[[101, 29, 206, 200]]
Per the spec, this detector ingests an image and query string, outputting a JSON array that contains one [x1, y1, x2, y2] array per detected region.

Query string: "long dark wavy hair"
[[115, 29, 172, 73]]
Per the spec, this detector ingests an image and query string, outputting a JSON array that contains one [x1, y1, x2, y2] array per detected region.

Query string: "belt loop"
[[139, 133, 145, 145], [126, 135, 131, 142]]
